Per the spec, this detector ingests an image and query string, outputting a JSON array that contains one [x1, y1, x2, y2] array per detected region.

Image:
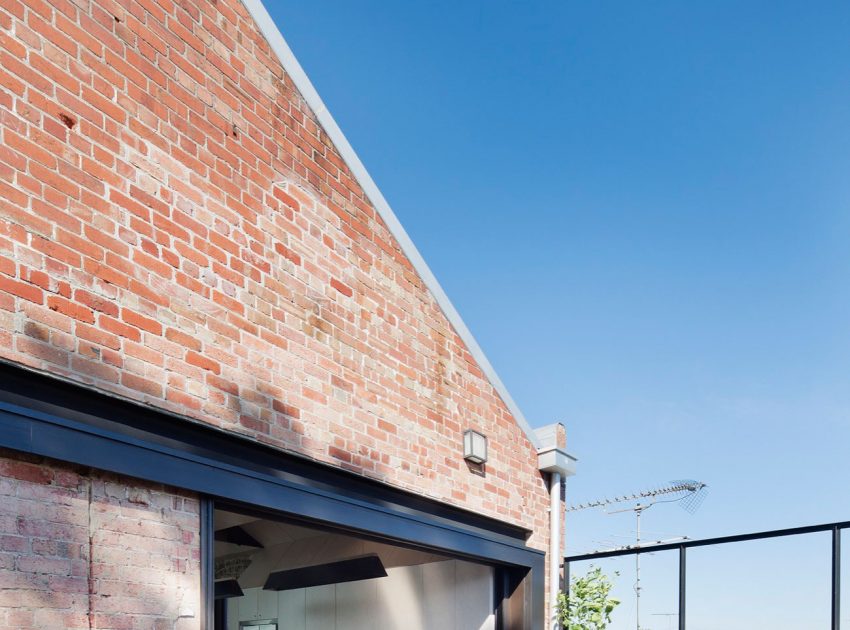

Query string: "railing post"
[[833, 526, 841, 630], [679, 545, 686, 630]]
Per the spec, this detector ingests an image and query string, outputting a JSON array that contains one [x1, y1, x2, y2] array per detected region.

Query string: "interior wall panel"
[[228, 560, 494, 630]]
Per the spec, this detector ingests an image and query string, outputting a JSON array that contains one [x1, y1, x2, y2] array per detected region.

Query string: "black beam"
[[214, 579, 245, 600], [678, 545, 686, 630], [832, 526, 840, 630], [264, 555, 387, 591], [214, 525, 264, 548], [565, 520, 850, 563]]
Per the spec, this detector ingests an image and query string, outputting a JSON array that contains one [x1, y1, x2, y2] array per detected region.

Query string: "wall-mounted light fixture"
[[463, 429, 488, 464]]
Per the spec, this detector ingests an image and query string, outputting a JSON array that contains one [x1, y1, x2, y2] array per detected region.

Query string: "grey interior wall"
[[227, 559, 495, 630]]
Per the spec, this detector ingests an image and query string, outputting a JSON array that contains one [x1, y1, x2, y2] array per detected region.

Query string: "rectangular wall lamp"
[[463, 429, 488, 464]]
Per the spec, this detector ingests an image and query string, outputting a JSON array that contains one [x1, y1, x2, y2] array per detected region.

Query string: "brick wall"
[[0, 449, 200, 629], [0, 0, 549, 549]]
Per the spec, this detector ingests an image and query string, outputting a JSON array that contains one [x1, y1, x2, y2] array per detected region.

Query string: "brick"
[[74, 289, 119, 317], [0, 460, 53, 484], [75, 323, 121, 350], [57, 161, 105, 196], [83, 259, 129, 289], [2, 51, 53, 96], [274, 241, 301, 266], [81, 84, 127, 124], [47, 295, 94, 323], [330, 277, 353, 297], [185, 350, 219, 374], [0, 276, 43, 304], [31, 235, 83, 268], [70, 355, 120, 382], [121, 308, 162, 335], [28, 13, 78, 57], [120, 372, 162, 397], [23, 306, 72, 334], [83, 225, 130, 258], [56, 227, 104, 262], [29, 52, 81, 96], [98, 314, 141, 342], [165, 327, 201, 351], [0, 255, 14, 277], [0, 178, 29, 206], [29, 162, 80, 200], [3, 129, 58, 169], [16, 337, 69, 365]]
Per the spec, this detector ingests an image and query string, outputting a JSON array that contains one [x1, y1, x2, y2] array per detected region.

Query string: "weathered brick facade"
[[0, 0, 553, 621], [0, 450, 200, 629], [0, 0, 549, 539]]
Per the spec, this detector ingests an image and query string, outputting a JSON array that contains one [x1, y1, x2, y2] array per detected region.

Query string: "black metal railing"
[[563, 519, 850, 630]]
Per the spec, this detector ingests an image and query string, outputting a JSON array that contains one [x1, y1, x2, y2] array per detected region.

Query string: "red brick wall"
[[0, 0, 549, 548], [0, 449, 200, 630]]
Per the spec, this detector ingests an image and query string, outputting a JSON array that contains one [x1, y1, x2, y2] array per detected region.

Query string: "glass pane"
[[567, 553, 679, 630], [686, 533, 830, 630], [213, 506, 496, 630]]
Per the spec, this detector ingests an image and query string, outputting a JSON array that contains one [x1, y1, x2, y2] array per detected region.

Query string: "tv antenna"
[[568, 480, 708, 630]]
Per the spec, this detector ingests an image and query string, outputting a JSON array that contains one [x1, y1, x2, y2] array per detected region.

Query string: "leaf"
[[556, 566, 621, 629]]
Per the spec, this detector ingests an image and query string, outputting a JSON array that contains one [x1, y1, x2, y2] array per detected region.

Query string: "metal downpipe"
[[550, 471, 562, 630]]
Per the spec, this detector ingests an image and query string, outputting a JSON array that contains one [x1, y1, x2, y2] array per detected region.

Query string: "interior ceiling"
[[216, 514, 326, 547], [214, 509, 450, 589]]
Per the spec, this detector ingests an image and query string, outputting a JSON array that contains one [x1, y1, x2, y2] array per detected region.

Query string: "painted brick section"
[[0, 449, 200, 630], [0, 0, 549, 553]]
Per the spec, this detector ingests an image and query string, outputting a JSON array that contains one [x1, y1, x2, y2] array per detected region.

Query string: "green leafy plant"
[[557, 566, 621, 630]]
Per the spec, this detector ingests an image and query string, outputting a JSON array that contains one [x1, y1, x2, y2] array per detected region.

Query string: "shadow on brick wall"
[[6, 310, 392, 484], [0, 447, 202, 629]]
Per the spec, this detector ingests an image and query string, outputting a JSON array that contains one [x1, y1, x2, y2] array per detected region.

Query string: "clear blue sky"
[[269, 2, 850, 625]]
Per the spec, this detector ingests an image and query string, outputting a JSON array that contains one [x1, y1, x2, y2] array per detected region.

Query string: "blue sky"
[[270, 2, 850, 625]]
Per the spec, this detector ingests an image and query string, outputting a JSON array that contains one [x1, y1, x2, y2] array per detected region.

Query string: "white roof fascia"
[[241, 0, 541, 450]]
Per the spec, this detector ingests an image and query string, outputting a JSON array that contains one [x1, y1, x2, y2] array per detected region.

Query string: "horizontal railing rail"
[[564, 519, 850, 562]]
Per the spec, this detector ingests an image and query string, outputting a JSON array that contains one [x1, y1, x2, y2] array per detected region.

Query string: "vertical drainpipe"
[[549, 470, 562, 630], [535, 423, 577, 630]]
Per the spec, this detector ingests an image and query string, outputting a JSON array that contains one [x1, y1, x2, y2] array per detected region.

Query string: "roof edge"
[[241, 0, 541, 450]]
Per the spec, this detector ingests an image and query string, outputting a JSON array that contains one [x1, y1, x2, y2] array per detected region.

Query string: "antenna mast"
[[568, 480, 707, 630]]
